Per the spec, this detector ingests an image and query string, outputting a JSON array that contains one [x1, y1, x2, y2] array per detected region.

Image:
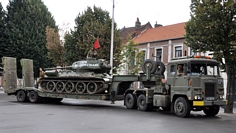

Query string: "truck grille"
[[205, 83, 215, 97]]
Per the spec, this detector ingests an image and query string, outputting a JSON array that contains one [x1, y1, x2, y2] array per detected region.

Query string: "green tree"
[[4, 0, 57, 78], [64, 5, 121, 68], [185, 0, 236, 113], [226, 0, 236, 7], [64, 30, 80, 65], [114, 40, 144, 75], [0, 2, 6, 58], [45, 26, 65, 66]]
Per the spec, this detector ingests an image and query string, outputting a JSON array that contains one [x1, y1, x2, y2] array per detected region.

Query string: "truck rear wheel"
[[203, 105, 220, 116], [125, 93, 137, 109], [137, 94, 153, 111], [16, 90, 28, 102], [28, 91, 40, 103], [174, 97, 191, 118]]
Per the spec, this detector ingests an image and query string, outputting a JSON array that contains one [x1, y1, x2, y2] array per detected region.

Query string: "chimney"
[[135, 17, 141, 36], [154, 21, 163, 28]]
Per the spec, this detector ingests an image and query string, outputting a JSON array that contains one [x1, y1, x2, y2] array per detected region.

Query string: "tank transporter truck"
[[2, 56, 227, 118], [123, 55, 227, 117]]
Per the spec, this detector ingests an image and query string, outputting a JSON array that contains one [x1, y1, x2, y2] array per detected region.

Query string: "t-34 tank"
[[40, 58, 111, 94]]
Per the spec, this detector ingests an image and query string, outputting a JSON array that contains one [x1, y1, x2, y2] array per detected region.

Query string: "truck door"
[[2, 57, 17, 93], [173, 63, 189, 93]]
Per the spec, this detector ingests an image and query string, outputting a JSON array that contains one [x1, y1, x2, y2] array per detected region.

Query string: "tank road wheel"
[[28, 91, 40, 103], [65, 81, 75, 93], [142, 59, 157, 74], [125, 93, 137, 109], [47, 81, 56, 92], [16, 90, 28, 102], [174, 97, 191, 118], [95, 82, 105, 93], [87, 82, 98, 94], [56, 81, 65, 93], [76, 82, 86, 94], [203, 105, 220, 116], [97, 82, 104, 89], [40, 81, 47, 90], [137, 94, 153, 111]]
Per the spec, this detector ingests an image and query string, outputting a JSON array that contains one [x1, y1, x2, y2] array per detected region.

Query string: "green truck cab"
[[123, 56, 227, 117]]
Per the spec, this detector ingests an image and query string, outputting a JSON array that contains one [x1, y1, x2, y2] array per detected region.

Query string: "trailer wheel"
[[28, 91, 39, 103], [142, 59, 157, 74], [174, 97, 191, 118], [137, 94, 153, 111], [125, 93, 137, 109], [203, 105, 220, 116], [16, 90, 28, 102]]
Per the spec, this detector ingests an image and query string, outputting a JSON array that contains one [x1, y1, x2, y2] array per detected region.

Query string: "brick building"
[[133, 22, 189, 66]]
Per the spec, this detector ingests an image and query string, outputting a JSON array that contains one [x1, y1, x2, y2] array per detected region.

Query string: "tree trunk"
[[224, 64, 235, 113]]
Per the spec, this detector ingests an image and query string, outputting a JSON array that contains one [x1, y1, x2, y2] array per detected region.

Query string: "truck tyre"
[[28, 91, 39, 103], [16, 90, 28, 102], [156, 61, 165, 75], [203, 105, 220, 116], [125, 93, 137, 109], [174, 97, 191, 118], [137, 94, 153, 111], [142, 59, 157, 74]]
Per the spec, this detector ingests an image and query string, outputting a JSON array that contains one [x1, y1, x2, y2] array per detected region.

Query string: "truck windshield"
[[190, 63, 219, 76]]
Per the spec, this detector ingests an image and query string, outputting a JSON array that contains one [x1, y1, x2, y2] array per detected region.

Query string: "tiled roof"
[[133, 22, 186, 44], [120, 22, 152, 44]]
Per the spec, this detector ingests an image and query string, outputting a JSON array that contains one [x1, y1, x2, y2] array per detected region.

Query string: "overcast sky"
[[1, 0, 191, 29]]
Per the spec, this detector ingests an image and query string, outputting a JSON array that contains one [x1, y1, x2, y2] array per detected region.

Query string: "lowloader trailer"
[[2, 56, 227, 118]]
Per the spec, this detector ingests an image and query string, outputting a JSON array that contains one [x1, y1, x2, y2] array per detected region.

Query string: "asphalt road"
[[0, 91, 236, 133]]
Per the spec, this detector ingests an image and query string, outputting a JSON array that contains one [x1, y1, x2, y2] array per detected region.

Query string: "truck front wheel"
[[203, 105, 220, 116], [125, 93, 137, 109], [137, 94, 153, 111], [174, 97, 191, 118]]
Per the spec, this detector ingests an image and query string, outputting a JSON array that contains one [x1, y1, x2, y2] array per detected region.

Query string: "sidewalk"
[[0, 86, 4, 93]]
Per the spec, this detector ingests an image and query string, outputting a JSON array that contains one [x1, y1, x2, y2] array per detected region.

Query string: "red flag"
[[93, 38, 100, 50]]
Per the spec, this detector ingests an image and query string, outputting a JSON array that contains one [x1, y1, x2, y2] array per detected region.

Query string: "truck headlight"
[[194, 95, 202, 100]]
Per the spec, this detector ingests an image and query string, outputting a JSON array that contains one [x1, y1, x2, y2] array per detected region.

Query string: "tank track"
[[39, 78, 109, 94]]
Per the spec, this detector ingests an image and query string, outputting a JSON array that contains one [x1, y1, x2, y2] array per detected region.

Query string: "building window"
[[130, 51, 136, 66], [156, 48, 162, 61], [175, 46, 182, 57], [140, 50, 146, 61]]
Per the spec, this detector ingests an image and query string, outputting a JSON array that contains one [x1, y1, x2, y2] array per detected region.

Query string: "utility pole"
[[110, 0, 114, 75]]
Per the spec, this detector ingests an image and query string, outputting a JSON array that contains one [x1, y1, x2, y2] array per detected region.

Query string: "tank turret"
[[40, 58, 112, 94]]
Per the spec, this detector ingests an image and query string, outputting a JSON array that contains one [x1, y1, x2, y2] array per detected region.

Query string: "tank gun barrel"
[[44, 66, 72, 70]]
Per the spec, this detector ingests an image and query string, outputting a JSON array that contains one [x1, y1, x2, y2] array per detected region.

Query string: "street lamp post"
[[110, 0, 114, 75]]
